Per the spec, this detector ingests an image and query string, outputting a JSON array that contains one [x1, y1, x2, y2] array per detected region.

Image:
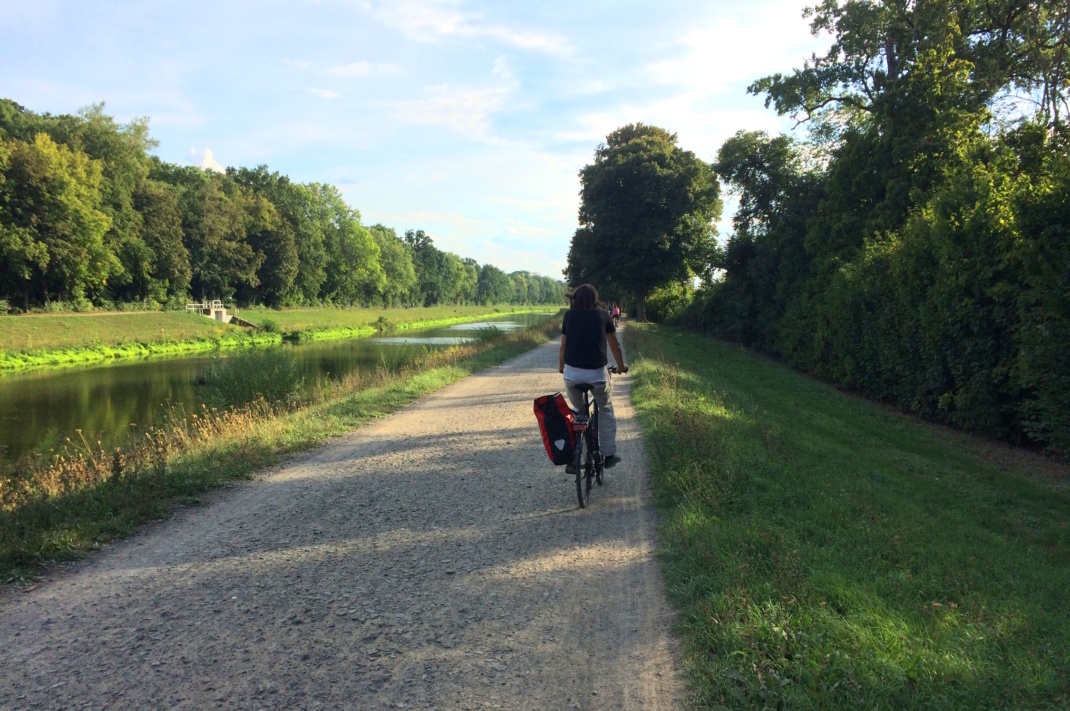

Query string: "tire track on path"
[[1, 335, 683, 710]]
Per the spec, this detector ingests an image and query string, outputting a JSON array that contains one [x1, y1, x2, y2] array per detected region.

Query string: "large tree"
[[0, 133, 117, 307], [368, 224, 416, 307], [566, 123, 721, 320]]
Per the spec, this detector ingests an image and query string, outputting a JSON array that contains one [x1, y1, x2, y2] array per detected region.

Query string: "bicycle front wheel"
[[574, 432, 590, 508]]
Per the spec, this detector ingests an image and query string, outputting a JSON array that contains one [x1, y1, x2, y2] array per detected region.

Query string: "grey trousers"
[[563, 377, 617, 457]]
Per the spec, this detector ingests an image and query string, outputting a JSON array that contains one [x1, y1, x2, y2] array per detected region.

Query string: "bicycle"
[[570, 366, 616, 508]]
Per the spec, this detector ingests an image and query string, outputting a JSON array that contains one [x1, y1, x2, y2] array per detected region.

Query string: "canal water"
[[0, 312, 556, 464]]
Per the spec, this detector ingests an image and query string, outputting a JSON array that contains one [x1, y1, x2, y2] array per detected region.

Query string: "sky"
[[0, 0, 828, 278]]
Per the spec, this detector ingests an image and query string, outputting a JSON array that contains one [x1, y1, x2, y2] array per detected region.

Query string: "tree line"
[[567, 0, 1069, 453], [0, 99, 564, 312]]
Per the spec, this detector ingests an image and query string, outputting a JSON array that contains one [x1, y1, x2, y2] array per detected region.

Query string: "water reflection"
[[0, 312, 554, 463]]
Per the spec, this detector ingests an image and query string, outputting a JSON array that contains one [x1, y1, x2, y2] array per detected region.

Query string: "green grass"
[[0, 305, 554, 374], [625, 324, 1070, 710], [240, 304, 550, 338], [0, 311, 246, 352], [1, 318, 560, 580]]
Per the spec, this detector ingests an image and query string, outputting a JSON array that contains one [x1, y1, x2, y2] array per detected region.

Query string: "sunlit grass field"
[[0, 312, 241, 352], [625, 323, 1069, 709], [239, 304, 551, 332]]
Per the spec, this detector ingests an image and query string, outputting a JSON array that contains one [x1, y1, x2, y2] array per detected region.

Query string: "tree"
[[404, 229, 457, 306], [460, 258, 481, 304], [368, 224, 416, 306], [477, 264, 514, 304], [240, 193, 297, 307], [230, 166, 327, 305], [131, 179, 190, 301], [751, 0, 1069, 129], [173, 171, 263, 301], [0, 133, 116, 307], [316, 184, 383, 304], [566, 123, 721, 320]]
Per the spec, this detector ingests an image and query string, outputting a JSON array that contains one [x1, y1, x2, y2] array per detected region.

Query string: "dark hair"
[[568, 284, 599, 310]]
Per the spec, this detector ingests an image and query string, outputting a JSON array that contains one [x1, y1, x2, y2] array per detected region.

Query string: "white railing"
[[186, 300, 226, 312]]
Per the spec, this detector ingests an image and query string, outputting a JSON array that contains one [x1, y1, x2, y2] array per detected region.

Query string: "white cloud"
[[194, 147, 224, 173], [642, 1, 827, 95], [357, 0, 569, 55], [308, 88, 342, 99], [391, 85, 510, 137]]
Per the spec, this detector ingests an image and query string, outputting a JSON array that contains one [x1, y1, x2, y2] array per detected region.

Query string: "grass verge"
[[1, 317, 560, 581], [625, 323, 1069, 710], [0, 330, 281, 373]]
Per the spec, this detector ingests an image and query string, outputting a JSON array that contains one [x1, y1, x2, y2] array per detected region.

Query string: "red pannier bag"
[[534, 393, 575, 466]]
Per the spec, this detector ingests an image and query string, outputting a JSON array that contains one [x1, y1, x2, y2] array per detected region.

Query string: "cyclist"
[[611, 303, 621, 328], [559, 284, 628, 470]]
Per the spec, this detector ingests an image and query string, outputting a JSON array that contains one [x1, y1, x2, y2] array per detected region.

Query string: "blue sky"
[[0, 0, 827, 278]]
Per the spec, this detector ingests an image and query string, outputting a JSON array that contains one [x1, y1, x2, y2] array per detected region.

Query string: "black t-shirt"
[[561, 308, 615, 369]]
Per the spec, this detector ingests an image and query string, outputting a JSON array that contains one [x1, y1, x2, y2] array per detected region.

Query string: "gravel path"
[[0, 336, 683, 710]]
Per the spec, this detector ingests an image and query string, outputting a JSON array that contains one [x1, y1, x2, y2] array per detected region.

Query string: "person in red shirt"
[[558, 284, 628, 468]]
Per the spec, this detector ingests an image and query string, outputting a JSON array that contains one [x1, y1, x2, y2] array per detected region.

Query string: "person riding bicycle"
[[611, 303, 621, 328], [559, 284, 628, 470]]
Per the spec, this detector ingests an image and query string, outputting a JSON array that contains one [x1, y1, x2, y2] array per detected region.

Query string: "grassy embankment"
[[625, 324, 1069, 710], [240, 304, 551, 342], [0, 312, 278, 372], [0, 317, 559, 580], [0, 305, 552, 373]]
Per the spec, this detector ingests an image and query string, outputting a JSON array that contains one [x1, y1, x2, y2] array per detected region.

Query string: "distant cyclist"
[[559, 284, 628, 469], [611, 303, 621, 328]]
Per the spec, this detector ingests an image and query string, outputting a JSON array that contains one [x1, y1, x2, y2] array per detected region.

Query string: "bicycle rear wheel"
[[592, 402, 604, 486], [575, 430, 590, 508]]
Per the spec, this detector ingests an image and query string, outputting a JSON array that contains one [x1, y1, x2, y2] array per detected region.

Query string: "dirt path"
[[0, 336, 684, 710]]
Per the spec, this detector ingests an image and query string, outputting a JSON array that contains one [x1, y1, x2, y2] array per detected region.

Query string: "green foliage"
[[258, 318, 280, 334], [566, 123, 722, 320], [470, 325, 504, 344], [314, 183, 385, 305], [476, 263, 515, 305], [204, 349, 306, 406], [0, 132, 118, 306], [368, 224, 416, 307], [679, 2, 1070, 453], [373, 315, 396, 334], [645, 280, 694, 323], [628, 324, 1070, 709]]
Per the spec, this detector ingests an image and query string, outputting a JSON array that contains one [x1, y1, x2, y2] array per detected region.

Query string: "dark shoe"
[[604, 455, 622, 469], [565, 462, 576, 474]]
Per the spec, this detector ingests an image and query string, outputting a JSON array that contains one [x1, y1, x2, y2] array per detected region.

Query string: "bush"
[[471, 325, 504, 344], [374, 315, 397, 334], [204, 349, 306, 406], [259, 318, 281, 333], [646, 281, 694, 323]]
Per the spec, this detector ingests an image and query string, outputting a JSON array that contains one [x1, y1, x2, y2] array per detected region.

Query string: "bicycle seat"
[[574, 382, 605, 394]]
